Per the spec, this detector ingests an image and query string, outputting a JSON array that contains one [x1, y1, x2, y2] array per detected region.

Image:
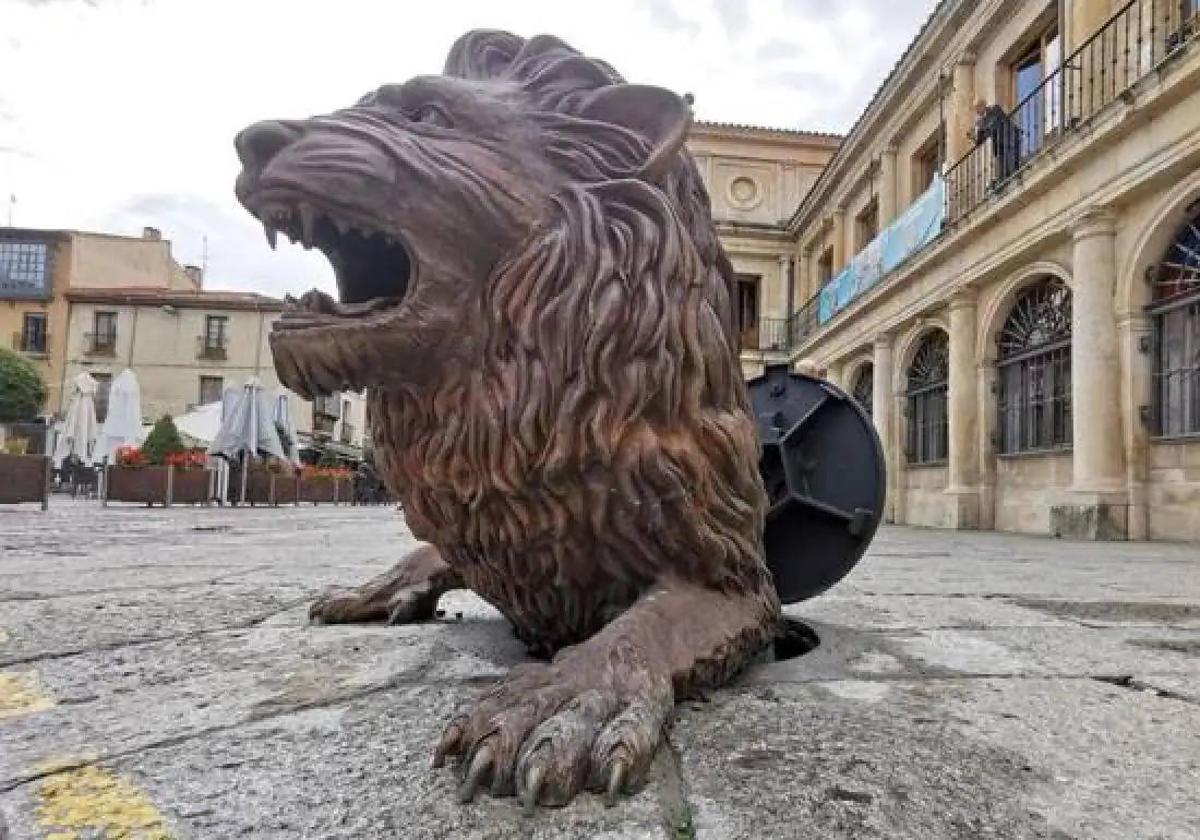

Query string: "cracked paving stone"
[[2, 500, 1199, 838]]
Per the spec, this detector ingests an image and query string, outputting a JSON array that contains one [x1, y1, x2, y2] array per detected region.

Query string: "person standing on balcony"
[[973, 98, 1019, 187]]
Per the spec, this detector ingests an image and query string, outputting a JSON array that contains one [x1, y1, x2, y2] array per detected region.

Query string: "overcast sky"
[[1, 0, 938, 296]]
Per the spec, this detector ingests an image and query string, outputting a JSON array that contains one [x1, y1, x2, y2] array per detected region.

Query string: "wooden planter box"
[[244, 472, 300, 506], [171, 469, 214, 505], [105, 465, 214, 506], [0, 453, 51, 508], [298, 476, 346, 504]]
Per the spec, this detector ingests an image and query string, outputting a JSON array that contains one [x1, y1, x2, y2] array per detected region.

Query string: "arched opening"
[[850, 363, 874, 416], [905, 331, 949, 465], [1147, 199, 1200, 438], [996, 277, 1073, 453]]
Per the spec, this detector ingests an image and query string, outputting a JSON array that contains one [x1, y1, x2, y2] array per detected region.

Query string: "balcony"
[[312, 413, 336, 436], [738, 318, 795, 353], [11, 330, 48, 356], [947, 0, 1198, 223], [83, 331, 117, 357], [788, 0, 1198, 352], [196, 335, 228, 361]]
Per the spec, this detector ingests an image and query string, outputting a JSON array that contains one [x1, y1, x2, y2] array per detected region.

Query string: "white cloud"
[[0, 0, 937, 296]]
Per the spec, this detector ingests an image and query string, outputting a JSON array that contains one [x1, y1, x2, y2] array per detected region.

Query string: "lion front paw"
[[434, 661, 672, 810], [309, 545, 458, 626]]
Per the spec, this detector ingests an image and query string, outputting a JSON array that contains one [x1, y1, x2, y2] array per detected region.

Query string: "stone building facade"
[[772, 0, 1200, 542], [2, 224, 367, 452], [686, 122, 841, 378], [3, 226, 210, 414]]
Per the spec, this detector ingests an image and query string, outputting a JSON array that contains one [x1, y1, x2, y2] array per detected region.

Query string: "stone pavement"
[[0, 500, 1197, 840]]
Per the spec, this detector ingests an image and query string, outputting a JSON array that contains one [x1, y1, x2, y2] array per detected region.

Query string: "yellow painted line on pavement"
[[0, 670, 56, 721], [36, 763, 173, 840]]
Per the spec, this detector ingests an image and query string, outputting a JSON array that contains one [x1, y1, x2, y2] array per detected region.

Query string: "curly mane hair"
[[370, 31, 772, 652]]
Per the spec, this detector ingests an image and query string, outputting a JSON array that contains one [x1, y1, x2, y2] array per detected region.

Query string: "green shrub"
[[0, 348, 46, 423], [141, 415, 185, 465]]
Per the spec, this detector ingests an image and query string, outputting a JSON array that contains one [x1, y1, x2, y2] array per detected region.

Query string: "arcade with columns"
[[700, 0, 1200, 541]]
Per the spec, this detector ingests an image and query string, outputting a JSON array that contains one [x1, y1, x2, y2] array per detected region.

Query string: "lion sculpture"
[[234, 30, 781, 809]]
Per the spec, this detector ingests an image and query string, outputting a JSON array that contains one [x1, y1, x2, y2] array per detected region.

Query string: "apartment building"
[[2, 224, 367, 452], [2, 228, 76, 413]]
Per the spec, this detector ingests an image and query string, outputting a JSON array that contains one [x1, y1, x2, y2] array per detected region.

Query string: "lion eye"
[[412, 104, 452, 129]]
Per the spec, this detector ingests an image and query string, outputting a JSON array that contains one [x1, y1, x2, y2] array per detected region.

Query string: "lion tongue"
[[293, 289, 341, 315], [285, 288, 401, 319], [338, 296, 404, 316]]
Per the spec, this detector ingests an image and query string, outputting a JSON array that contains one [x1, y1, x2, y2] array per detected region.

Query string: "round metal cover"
[[747, 363, 886, 604]]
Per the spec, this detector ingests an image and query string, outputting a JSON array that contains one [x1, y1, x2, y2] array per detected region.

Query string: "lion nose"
[[235, 120, 302, 170]]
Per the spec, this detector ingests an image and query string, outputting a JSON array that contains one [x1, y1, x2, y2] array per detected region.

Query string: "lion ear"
[[576, 84, 692, 180]]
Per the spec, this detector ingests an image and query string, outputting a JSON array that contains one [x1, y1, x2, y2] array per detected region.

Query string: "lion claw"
[[458, 746, 495, 802]]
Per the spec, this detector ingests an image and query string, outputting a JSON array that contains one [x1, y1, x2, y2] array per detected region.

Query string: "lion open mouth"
[[254, 196, 414, 330]]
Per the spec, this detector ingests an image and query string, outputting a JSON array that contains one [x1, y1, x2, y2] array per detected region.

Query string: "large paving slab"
[[0, 499, 1197, 839]]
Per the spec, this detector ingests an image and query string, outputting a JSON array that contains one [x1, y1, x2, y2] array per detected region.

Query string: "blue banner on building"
[[819, 175, 946, 324]]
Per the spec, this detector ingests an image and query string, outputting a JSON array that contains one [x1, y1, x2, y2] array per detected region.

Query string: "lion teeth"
[[333, 217, 351, 236], [263, 222, 278, 250], [298, 204, 316, 249]]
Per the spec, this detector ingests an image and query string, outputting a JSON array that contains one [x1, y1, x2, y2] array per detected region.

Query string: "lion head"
[[235, 31, 768, 640], [235, 30, 720, 395]]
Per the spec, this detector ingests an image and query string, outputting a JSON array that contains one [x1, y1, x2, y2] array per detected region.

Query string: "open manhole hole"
[[771, 617, 820, 662]]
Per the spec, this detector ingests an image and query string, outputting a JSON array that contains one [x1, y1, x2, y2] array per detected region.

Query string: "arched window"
[[906, 332, 949, 464], [997, 278, 1073, 453], [850, 364, 874, 416], [1149, 202, 1200, 437]]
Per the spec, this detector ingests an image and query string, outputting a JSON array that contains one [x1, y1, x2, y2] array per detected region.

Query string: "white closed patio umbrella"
[[94, 369, 143, 463], [174, 400, 223, 448], [53, 372, 99, 468], [207, 377, 287, 502], [273, 388, 300, 465]]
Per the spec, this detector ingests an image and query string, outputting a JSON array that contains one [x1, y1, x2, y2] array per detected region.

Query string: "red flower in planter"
[[165, 449, 209, 470], [300, 466, 352, 480], [115, 446, 146, 467]]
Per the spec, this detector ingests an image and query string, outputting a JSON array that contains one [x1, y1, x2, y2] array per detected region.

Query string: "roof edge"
[[786, 0, 963, 233]]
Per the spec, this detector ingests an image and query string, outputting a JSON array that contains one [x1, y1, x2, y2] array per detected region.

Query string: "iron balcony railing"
[[947, 0, 1198, 223], [789, 296, 823, 350], [196, 334, 228, 360], [12, 330, 48, 354], [739, 317, 794, 353], [83, 331, 117, 356], [785, 0, 1198, 352]]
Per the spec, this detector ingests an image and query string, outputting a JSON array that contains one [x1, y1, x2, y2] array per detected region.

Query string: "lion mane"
[[368, 31, 772, 653]]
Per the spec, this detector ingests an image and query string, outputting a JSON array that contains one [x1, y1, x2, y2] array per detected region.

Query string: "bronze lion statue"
[[234, 29, 780, 809]]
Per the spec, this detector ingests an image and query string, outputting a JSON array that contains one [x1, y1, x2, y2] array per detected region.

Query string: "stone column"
[[872, 334, 897, 522], [976, 356, 998, 531], [1119, 312, 1153, 541], [831, 208, 847, 272], [946, 291, 980, 529], [796, 248, 812, 306], [946, 53, 977, 165], [774, 255, 791, 320], [1054, 209, 1128, 539], [878, 145, 898, 227]]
